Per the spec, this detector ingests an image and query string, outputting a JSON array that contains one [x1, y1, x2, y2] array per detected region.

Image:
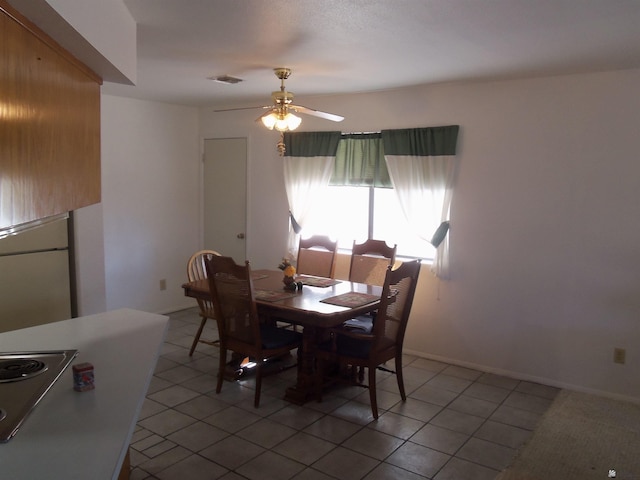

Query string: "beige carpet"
[[497, 390, 640, 480]]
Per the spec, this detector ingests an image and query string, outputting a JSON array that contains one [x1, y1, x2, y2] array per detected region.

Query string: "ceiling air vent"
[[209, 75, 243, 85]]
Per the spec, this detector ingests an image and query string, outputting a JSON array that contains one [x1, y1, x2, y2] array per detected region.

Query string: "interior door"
[[204, 138, 247, 262]]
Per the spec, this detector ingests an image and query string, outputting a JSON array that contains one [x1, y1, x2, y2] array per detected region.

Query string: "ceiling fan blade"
[[213, 105, 271, 113], [289, 105, 344, 122]]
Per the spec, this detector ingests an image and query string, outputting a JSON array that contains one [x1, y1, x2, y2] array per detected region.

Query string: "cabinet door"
[[204, 138, 247, 262], [1, 4, 101, 230]]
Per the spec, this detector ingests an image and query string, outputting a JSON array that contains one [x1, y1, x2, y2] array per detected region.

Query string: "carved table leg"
[[284, 325, 319, 404]]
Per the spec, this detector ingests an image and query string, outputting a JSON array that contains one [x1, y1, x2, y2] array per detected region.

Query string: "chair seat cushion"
[[260, 324, 301, 349]]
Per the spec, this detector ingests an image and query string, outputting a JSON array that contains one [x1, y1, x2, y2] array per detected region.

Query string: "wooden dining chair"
[[344, 239, 398, 339], [296, 235, 338, 278], [315, 259, 421, 419], [187, 249, 222, 356], [204, 255, 302, 407], [349, 238, 397, 287], [270, 235, 338, 333], [344, 239, 396, 383]]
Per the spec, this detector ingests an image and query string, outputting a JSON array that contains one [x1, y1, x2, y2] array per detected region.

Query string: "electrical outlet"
[[159, 279, 167, 291], [613, 347, 626, 365]]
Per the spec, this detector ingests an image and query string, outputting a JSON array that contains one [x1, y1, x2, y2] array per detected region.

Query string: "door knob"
[[237, 233, 245, 239]]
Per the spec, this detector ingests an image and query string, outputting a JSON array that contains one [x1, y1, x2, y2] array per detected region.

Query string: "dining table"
[[182, 269, 382, 404]]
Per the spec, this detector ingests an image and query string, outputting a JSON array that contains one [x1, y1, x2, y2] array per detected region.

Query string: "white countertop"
[[0, 308, 168, 479]]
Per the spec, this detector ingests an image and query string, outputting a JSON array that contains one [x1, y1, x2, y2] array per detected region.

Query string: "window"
[[373, 187, 435, 258], [304, 186, 436, 260], [300, 133, 438, 259], [283, 126, 459, 277]]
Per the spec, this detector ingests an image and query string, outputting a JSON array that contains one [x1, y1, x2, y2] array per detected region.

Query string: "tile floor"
[[129, 307, 559, 480]]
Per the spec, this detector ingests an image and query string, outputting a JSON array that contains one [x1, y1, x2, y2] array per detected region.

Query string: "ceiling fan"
[[214, 68, 344, 133]]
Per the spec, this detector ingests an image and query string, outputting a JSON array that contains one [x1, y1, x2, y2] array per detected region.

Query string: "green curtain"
[[283, 131, 341, 157], [381, 125, 459, 156], [330, 133, 392, 188]]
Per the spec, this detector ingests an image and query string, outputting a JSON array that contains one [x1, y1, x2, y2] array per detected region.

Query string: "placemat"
[[296, 275, 341, 288], [255, 289, 298, 302], [320, 292, 380, 308]]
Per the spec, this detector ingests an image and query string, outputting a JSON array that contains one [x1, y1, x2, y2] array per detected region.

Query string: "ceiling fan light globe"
[[274, 119, 288, 131], [261, 114, 277, 130], [274, 113, 301, 132]]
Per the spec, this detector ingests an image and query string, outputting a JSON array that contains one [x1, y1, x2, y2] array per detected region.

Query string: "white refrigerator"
[[0, 217, 72, 333]]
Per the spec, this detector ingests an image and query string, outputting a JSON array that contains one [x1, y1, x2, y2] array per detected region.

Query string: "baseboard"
[[403, 348, 640, 405], [157, 303, 198, 316]]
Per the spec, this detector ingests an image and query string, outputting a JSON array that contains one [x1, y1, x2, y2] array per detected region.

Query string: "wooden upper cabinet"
[[0, 1, 102, 230]]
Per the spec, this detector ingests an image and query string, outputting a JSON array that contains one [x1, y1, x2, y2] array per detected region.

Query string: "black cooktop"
[[0, 350, 78, 443]]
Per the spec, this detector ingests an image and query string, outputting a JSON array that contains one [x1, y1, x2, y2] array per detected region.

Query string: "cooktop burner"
[[0, 358, 48, 383], [0, 350, 78, 443]]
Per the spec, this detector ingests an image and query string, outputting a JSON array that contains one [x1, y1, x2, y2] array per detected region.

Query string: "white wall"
[[96, 95, 201, 314], [199, 69, 640, 402]]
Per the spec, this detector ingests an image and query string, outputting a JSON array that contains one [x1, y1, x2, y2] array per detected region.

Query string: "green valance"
[[381, 125, 459, 156], [330, 133, 392, 188], [283, 131, 341, 157], [285, 125, 459, 187]]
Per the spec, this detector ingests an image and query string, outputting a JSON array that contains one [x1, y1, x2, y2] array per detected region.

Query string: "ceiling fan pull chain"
[[277, 132, 286, 156]]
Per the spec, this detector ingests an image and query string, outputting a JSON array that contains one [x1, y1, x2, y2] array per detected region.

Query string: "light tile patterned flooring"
[[129, 308, 559, 480]]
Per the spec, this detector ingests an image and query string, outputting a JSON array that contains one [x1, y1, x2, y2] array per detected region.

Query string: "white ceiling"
[[101, 0, 640, 109]]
